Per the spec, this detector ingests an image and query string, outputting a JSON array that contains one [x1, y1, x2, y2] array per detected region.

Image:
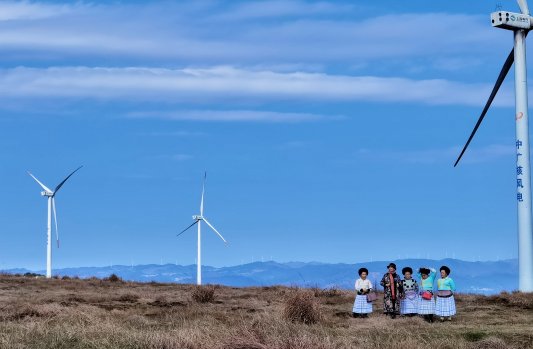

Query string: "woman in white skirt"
[[435, 265, 456, 321], [400, 267, 418, 317], [352, 267, 373, 318], [417, 267, 436, 323]]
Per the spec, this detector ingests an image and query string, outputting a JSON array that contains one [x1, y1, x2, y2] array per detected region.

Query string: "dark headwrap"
[[358, 267, 368, 276]]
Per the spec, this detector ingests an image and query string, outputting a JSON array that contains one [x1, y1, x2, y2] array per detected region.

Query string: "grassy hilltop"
[[0, 274, 531, 349]]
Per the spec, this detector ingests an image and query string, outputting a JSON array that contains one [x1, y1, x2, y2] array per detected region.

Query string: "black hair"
[[440, 265, 451, 276], [402, 267, 413, 275], [358, 267, 368, 276], [419, 267, 430, 276]]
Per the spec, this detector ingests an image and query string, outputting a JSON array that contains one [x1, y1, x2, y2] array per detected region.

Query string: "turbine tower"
[[27, 166, 83, 278], [177, 172, 227, 285], [454, 0, 533, 291]]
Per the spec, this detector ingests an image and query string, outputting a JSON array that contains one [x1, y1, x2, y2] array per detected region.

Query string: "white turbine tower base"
[[28, 166, 83, 279], [455, 1, 533, 291], [514, 29, 533, 292], [177, 172, 227, 286]]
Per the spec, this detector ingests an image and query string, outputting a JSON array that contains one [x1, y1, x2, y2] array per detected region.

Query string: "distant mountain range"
[[3, 259, 518, 295]]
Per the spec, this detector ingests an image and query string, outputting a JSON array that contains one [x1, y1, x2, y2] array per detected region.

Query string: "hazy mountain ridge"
[[3, 259, 518, 294]]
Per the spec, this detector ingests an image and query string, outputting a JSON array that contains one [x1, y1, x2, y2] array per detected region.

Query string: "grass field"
[[0, 274, 531, 349]]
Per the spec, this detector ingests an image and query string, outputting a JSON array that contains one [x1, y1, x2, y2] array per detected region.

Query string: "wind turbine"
[[177, 172, 227, 285], [27, 166, 83, 278], [454, 0, 533, 291]]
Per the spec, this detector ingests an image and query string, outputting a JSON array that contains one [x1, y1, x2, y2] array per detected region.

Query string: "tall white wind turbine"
[[177, 172, 227, 285], [27, 166, 83, 278], [454, 0, 533, 291]]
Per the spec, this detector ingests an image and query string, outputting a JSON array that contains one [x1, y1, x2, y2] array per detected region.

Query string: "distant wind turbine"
[[454, 0, 533, 291], [177, 172, 227, 285], [27, 166, 83, 278]]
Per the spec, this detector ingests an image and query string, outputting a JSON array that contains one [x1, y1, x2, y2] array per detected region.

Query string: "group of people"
[[352, 262, 456, 323]]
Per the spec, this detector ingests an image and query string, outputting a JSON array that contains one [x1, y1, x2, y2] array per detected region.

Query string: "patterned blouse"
[[401, 278, 419, 294]]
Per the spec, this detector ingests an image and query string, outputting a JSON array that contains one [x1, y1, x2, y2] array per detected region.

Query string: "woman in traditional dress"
[[352, 267, 373, 318], [435, 265, 456, 321], [417, 267, 436, 323], [380, 263, 403, 319], [400, 267, 418, 317]]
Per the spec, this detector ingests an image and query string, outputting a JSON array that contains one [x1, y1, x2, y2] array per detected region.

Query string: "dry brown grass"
[[0, 274, 531, 349], [191, 285, 216, 303], [282, 289, 321, 324]]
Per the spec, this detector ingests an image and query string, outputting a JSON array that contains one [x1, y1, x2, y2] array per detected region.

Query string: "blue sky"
[[0, 0, 527, 270]]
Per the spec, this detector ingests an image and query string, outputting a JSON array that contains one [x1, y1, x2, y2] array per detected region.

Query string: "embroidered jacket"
[[437, 276, 456, 291], [418, 268, 436, 291], [401, 278, 419, 294]]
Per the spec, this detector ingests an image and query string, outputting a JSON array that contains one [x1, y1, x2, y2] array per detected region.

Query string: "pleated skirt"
[[400, 294, 418, 314], [417, 295, 435, 314], [352, 294, 373, 314], [435, 295, 456, 316]]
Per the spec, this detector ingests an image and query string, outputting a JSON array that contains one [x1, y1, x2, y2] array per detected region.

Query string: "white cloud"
[[129, 110, 336, 123], [0, 66, 513, 107], [213, 0, 354, 21], [0, 1, 504, 69], [142, 131, 206, 137], [0, 1, 77, 21]]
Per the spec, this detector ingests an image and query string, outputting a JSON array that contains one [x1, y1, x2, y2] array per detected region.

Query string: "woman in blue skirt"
[[400, 267, 418, 317], [352, 267, 373, 318], [435, 265, 456, 321], [417, 267, 436, 323]]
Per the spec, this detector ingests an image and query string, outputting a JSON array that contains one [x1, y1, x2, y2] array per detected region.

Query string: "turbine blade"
[[52, 198, 59, 248], [54, 165, 83, 194], [27, 171, 53, 193], [518, 0, 530, 14], [454, 48, 515, 167], [202, 217, 227, 243], [200, 172, 206, 216], [177, 220, 198, 237]]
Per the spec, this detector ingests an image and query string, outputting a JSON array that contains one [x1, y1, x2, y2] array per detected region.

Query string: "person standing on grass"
[[435, 265, 456, 321], [417, 267, 436, 323], [352, 267, 373, 318], [400, 267, 418, 317], [380, 263, 403, 319]]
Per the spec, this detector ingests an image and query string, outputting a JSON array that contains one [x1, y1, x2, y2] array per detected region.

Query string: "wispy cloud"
[[357, 144, 514, 165], [129, 110, 341, 123], [0, 66, 513, 107], [0, 1, 77, 21], [141, 131, 206, 137], [0, 1, 501, 71], [213, 0, 355, 21]]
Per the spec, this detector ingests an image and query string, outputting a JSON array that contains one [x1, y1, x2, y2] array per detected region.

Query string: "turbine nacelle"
[[193, 215, 203, 220], [491, 11, 532, 30], [41, 191, 53, 197]]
